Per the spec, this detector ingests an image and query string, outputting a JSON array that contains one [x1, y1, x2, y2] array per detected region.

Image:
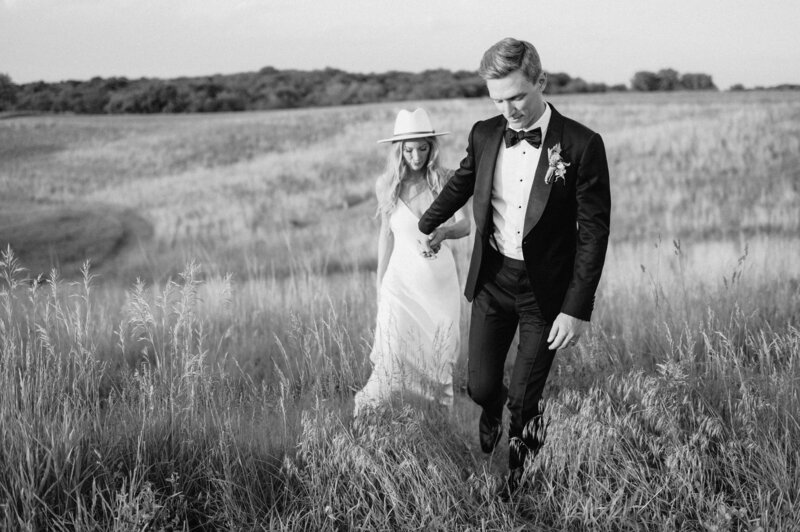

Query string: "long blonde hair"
[[375, 136, 449, 219]]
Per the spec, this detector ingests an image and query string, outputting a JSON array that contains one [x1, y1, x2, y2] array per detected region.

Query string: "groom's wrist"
[[418, 218, 433, 235]]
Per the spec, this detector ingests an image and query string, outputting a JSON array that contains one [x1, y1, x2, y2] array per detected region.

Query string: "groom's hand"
[[547, 313, 588, 351], [427, 227, 448, 252]]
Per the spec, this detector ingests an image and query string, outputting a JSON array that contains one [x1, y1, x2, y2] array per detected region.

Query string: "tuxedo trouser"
[[468, 245, 556, 469]]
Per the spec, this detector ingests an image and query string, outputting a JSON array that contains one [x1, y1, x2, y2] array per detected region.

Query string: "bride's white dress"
[[354, 199, 461, 415]]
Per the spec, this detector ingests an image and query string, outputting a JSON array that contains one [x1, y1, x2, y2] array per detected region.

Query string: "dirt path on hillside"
[[0, 202, 153, 279]]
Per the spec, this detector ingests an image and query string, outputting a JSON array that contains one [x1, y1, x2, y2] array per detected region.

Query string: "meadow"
[[0, 90, 799, 530]]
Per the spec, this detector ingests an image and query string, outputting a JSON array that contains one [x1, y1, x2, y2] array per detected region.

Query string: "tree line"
[[0, 66, 726, 115], [630, 69, 717, 91]]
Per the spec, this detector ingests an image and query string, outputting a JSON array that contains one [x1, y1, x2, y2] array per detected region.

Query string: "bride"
[[354, 108, 471, 415]]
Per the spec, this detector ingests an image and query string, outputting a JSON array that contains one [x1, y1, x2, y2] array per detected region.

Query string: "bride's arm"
[[376, 214, 394, 298]]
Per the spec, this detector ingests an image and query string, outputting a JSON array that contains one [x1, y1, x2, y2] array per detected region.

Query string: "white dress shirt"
[[491, 103, 552, 260]]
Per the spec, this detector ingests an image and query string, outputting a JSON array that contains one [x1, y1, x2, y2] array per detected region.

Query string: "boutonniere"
[[544, 143, 570, 185]]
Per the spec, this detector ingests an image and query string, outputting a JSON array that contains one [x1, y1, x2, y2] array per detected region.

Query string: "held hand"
[[427, 227, 448, 253], [416, 238, 437, 259], [547, 313, 589, 351]]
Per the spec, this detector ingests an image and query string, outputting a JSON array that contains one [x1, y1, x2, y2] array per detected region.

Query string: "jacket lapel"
[[474, 118, 505, 234], [523, 104, 564, 236]]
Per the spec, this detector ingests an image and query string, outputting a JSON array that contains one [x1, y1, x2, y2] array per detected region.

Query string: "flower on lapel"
[[544, 143, 570, 185]]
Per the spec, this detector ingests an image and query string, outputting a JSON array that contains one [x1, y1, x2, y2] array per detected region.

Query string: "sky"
[[2, 0, 800, 89]]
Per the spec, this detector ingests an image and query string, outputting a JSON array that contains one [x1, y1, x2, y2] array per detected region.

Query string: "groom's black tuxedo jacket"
[[419, 104, 611, 323]]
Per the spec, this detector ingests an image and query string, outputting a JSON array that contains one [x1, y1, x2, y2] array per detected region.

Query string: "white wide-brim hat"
[[377, 108, 450, 144]]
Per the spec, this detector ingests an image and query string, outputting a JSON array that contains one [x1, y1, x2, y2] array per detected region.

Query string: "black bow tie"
[[504, 127, 542, 149]]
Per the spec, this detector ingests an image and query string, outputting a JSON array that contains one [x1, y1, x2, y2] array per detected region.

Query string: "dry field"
[[1, 90, 799, 529]]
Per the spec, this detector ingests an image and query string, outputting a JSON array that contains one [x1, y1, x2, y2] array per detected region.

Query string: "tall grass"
[[0, 248, 288, 530], [1, 231, 798, 529]]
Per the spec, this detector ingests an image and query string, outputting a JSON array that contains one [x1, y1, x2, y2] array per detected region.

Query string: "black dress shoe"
[[498, 467, 524, 501], [479, 409, 502, 453]]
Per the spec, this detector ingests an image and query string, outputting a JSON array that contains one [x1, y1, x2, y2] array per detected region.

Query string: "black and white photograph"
[[1, 0, 799, 529]]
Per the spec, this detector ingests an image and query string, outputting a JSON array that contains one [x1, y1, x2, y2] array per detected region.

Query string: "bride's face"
[[402, 140, 430, 172]]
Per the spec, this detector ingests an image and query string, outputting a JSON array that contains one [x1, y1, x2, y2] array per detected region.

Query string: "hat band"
[[393, 130, 436, 136]]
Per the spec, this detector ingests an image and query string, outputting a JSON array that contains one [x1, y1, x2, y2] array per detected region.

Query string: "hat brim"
[[377, 131, 450, 144]]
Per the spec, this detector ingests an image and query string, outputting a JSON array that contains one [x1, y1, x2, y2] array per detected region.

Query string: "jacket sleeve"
[[418, 123, 478, 235], [560, 132, 611, 320]]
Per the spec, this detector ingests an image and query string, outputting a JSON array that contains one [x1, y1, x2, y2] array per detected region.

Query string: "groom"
[[419, 38, 611, 485]]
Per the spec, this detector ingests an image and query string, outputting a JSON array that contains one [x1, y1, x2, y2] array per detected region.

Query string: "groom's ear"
[[538, 72, 548, 92]]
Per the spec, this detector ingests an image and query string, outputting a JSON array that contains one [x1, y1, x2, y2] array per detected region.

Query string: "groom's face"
[[486, 69, 546, 130]]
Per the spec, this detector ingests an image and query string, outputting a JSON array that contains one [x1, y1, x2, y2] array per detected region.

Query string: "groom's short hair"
[[478, 38, 542, 84]]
